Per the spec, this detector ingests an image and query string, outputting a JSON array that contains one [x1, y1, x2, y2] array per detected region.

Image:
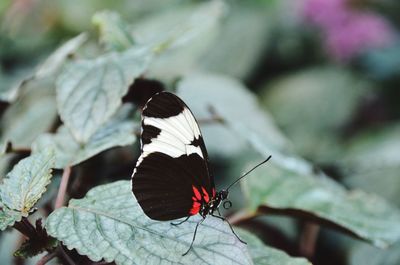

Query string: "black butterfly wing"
[[131, 92, 215, 221]]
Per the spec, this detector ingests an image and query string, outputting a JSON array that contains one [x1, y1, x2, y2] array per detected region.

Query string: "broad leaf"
[[56, 46, 152, 143], [177, 73, 400, 248], [0, 78, 57, 148], [199, 4, 273, 79], [261, 67, 367, 162], [341, 124, 400, 207], [0, 67, 28, 102], [241, 163, 400, 248], [0, 206, 22, 231], [133, 1, 224, 52], [177, 73, 343, 196], [35, 33, 88, 78], [92, 11, 134, 51], [32, 106, 137, 168], [134, 1, 224, 81], [0, 33, 87, 103], [0, 149, 54, 214], [46, 180, 251, 265], [238, 229, 311, 265], [177, 73, 289, 157], [349, 241, 400, 265]]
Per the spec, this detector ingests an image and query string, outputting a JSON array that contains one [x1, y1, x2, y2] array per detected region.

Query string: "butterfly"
[[131, 91, 271, 255]]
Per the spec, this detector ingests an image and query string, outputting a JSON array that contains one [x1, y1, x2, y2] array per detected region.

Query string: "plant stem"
[[299, 222, 320, 259], [35, 251, 57, 265], [227, 210, 256, 225], [58, 245, 75, 265], [55, 166, 71, 209], [13, 217, 36, 238]]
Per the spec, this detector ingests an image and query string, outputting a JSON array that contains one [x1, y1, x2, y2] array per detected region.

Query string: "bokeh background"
[[1, 0, 400, 264]]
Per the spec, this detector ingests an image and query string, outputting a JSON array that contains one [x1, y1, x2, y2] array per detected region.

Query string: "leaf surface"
[[92, 11, 134, 51], [46, 180, 251, 265], [177, 73, 400, 248], [32, 106, 137, 168], [56, 46, 151, 142], [238, 229, 311, 265], [242, 163, 400, 248], [0, 149, 54, 214], [177, 73, 289, 157], [0, 78, 57, 148], [35, 33, 88, 78], [0, 206, 22, 231], [134, 1, 224, 81]]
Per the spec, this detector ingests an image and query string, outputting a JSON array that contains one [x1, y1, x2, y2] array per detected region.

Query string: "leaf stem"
[[299, 222, 320, 259], [13, 217, 36, 238], [227, 210, 256, 225], [58, 245, 75, 265], [54, 166, 71, 209], [35, 251, 57, 265]]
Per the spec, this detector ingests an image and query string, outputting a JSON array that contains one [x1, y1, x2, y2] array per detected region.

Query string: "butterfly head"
[[215, 189, 232, 210], [219, 189, 229, 200]]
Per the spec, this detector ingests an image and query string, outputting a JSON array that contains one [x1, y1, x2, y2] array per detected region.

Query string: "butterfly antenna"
[[226, 155, 272, 192]]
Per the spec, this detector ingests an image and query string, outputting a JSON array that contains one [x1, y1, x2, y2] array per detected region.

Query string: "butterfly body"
[[198, 189, 228, 218]]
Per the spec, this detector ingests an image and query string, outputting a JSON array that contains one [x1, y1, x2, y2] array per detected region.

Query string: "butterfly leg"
[[171, 216, 190, 226], [211, 214, 247, 245], [216, 208, 222, 216], [182, 218, 205, 256]]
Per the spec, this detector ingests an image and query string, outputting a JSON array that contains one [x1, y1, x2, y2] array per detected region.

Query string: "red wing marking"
[[192, 185, 202, 201], [201, 187, 210, 203], [212, 188, 216, 198], [189, 201, 201, 215], [190, 185, 211, 215]]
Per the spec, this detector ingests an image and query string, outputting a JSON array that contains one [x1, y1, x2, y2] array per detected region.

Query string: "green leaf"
[[349, 242, 400, 265], [340, 124, 400, 172], [0, 206, 22, 231], [177, 73, 400, 248], [241, 162, 400, 248], [0, 33, 87, 104], [199, 4, 273, 79], [35, 33, 88, 78], [238, 229, 312, 265], [32, 106, 137, 168], [92, 11, 134, 51], [56, 46, 152, 143], [135, 1, 224, 81], [341, 124, 400, 207], [46, 180, 251, 265], [0, 78, 57, 148], [177, 74, 350, 194], [260, 67, 367, 162], [0, 149, 54, 214], [177, 73, 289, 157], [134, 1, 224, 52], [0, 67, 28, 102]]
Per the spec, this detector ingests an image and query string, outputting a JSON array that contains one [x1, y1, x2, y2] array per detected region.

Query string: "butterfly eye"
[[223, 200, 232, 210]]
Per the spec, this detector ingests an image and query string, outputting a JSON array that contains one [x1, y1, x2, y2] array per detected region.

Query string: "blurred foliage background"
[[1, 0, 400, 264]]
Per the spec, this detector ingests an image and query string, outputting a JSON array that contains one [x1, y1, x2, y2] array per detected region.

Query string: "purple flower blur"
[[303, 0, 394, 61]]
